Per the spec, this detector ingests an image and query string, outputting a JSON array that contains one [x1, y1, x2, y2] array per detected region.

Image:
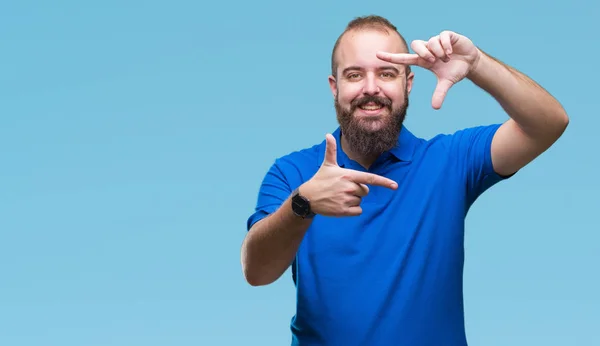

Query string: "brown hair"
[[331, 15, 411, 78]]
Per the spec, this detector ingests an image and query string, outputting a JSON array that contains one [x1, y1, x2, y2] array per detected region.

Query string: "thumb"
[[322, 133, 338, 166], [432, 78, 454, 110]]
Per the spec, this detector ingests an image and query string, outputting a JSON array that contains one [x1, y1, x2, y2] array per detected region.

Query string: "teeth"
[[360, 105, 383, 110]]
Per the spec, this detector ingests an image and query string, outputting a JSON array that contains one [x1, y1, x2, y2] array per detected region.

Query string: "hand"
[[376, 30, 482, 109], [300, 134, 398, 217]]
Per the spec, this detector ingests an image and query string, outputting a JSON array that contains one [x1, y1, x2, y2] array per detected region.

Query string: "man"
[[241, 15, 568, 346]]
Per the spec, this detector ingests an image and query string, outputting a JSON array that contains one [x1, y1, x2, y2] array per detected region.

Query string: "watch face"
[[292, 194, 309, 216]]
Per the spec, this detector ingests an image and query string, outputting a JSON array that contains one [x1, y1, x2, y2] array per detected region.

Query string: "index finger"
[[346, 170, 398, 190], [376, 51, 422, 66]]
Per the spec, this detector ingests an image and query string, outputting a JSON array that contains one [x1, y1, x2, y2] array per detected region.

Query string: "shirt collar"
[[316, 125, 420, 167]]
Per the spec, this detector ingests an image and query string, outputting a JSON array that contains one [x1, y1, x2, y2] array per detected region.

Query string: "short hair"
[[330, 15, 411, 78]]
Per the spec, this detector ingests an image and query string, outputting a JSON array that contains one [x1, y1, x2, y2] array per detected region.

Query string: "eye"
[[380, 72, 396, 78], [347, 73, 361, 79]]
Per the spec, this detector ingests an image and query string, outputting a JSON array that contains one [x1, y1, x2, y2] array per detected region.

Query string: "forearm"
[[467, 50, 569, 141], [241, 196, 313, 286]]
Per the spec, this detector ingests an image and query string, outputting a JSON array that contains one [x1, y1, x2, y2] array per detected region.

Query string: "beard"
[[334, 90, 409, 158]]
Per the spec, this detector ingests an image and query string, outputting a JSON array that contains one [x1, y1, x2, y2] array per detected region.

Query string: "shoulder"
[[404, 124, 504, 185], [415, 124, 508, 203], [275, 142, 322, 168], [264, 141, 323, 188], [416, 124, 502, 156]]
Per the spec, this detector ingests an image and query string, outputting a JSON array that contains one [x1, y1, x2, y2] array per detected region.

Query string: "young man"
[[241, 15, 568, 346]]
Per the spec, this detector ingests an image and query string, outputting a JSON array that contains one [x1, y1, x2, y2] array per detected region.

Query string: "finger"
[[439, 31, 453, 56], [323, 133, 337, 166], [376, 51, 426, 68], [427, 36, 448, 62], [345, 195, 362, 207], [345, 206, 363, 217], [355, 183, 369, 197], [347, 170, 398, 189], [410, 39, 436, 63], [432, 78, 454, 110]]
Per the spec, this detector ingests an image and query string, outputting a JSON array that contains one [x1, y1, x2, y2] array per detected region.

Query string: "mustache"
[[350, 95, 392, 110]]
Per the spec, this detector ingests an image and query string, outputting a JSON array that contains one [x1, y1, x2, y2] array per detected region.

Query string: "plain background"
[[1, 0, 598, 345]]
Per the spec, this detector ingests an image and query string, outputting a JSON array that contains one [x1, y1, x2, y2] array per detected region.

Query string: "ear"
[[406, 71, 415, 94], [328, 75, 337, 98]]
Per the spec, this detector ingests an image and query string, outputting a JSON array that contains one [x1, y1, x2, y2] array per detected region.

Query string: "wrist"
[[291, 184, 317, 219], [298, 180, 315, 201], [466, 48, 487, 82]]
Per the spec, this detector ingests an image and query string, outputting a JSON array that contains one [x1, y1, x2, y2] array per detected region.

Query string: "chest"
[[298, 157, 468, 271]]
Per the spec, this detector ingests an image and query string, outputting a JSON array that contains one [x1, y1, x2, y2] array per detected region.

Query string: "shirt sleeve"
[[450, 123, 513, 207], [246, 158, 292, 231]]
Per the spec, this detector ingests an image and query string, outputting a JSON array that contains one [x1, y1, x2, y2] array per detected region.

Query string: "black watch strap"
[[291, 188, 316, 219]]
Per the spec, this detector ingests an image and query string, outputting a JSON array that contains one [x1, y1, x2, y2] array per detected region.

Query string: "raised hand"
[[376, 30, 482, 110], [299, 134, 398, 217]]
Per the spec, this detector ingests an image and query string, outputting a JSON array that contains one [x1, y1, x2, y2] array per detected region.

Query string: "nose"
[[362, 73, 381, 95]]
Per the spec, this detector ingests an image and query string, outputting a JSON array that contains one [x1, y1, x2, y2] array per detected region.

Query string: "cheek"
[[381, 85, 406, 103], [338, 85, 362, 103]]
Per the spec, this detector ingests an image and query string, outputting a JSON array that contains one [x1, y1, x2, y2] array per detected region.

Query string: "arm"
[[242, 134, 397, 286], [241, 194, 312, 287], [376, 31, 569, 177], [467, 50, 569, 177]]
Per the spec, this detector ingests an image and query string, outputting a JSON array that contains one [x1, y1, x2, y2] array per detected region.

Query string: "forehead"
[[336, 29, 407, 70]]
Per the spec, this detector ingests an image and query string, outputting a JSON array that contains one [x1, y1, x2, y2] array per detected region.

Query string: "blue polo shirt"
[[247, 124, 510, 346]]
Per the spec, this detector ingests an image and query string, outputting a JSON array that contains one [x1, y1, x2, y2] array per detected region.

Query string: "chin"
[[353, 113, 389, 130], [357, 120, 388, 133]]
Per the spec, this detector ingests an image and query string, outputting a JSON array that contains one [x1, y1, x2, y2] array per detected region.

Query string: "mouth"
[[357, 102, 386, 116]]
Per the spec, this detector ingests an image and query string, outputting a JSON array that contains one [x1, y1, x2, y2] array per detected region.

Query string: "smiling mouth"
[[359, 103, 384, 110], [357, 102, 386, 114]]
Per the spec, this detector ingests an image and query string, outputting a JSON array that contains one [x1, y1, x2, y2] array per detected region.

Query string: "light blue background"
[[1, 0, 598, 345]]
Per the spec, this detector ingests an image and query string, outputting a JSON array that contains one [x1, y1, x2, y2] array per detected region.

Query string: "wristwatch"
[[291, 187, 316, 219]]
